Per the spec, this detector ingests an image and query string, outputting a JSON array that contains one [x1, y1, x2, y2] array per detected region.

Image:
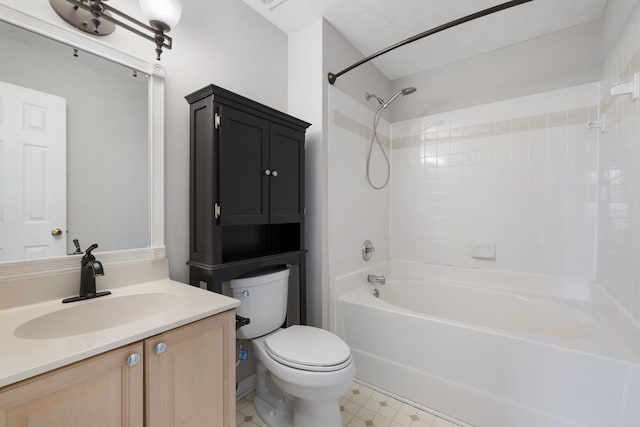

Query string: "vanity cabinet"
[[0, 343, 144, 427], [186, 84, 310, 324], [146, 312, 235, 427], [0, 311, 235, 427]]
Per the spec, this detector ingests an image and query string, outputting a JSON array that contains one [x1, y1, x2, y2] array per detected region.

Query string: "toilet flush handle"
[[236, 290, 249, 298]]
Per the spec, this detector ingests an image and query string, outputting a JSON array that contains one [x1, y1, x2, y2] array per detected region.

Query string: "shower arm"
[[327, 0, 534, 85]]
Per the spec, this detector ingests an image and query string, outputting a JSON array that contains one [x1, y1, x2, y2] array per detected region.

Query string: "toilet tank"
[[225, 266, 289, 339]]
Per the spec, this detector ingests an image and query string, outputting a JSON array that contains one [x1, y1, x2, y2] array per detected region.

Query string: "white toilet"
[[228, 266, 355, 427]]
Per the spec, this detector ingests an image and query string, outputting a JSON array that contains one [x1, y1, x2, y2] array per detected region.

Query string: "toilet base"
[[293, 397, 342, 427], [254, 395, 342, 427], [254, 395, 292, 427], [253, 359, 344, 427]]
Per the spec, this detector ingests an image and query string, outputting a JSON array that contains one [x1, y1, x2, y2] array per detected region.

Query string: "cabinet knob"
[[272, 170, 278, 177], [264, 169, 271, 176], [154, 342, 167, 355], [127, 353, 141, 367]]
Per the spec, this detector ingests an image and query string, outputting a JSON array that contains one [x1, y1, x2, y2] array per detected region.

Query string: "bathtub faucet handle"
[[362, 240, 376, 261], [367, 274, 386, 285]]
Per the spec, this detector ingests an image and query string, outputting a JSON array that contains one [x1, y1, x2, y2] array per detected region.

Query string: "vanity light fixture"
[[49, 0, 182, 60]]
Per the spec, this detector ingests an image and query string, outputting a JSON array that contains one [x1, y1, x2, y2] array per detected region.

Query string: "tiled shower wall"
[[596, 3, 640, 322], [390, 83, 600, 279], [329, 87, 391, 278]]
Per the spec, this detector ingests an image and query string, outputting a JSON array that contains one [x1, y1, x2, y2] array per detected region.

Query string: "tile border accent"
[[392, 106, 595, 150], [333, 110, 391, 149]]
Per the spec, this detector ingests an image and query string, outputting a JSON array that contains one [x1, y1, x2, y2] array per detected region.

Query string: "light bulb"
[[139, 0, 183, 32]]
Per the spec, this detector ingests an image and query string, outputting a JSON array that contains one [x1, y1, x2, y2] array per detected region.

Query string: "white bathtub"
[[335, 261, 640, 427]]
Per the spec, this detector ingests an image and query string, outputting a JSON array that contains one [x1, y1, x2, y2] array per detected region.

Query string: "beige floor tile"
[[236, 381, 466, 427], [356, 406, 377, 421], [364, 396, 384, 412], [347, 417, 369, 427], [416, 409, 437, 424], [373, 413, 394, 427], [432, 418, 455, 427], [350, 391, 371, 405], [383, 396, 403, 410], [378, 405, 400, 420], [344, 399, 362, 415], [238, 403, 257, 417], [392, 411, 414, 426], [342, 410, 355, 425], [399, 403, 419, 416], [358, 385, 375, 397]]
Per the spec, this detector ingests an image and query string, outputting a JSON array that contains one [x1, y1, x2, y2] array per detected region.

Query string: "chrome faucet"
[[62, 243, 111, 303], [367, 274, 386, 285]]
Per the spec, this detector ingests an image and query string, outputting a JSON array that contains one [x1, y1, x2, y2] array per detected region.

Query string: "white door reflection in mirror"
[[0, 81, 66, 261]]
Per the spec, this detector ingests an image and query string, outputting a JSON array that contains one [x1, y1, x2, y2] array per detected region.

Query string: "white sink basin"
[[14, 292, 180, 339]]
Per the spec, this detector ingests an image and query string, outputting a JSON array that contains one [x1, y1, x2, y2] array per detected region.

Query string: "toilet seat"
[[264, 326, 352, 372]]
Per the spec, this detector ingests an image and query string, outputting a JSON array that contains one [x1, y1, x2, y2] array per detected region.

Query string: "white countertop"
[[0, 279, 239, 388]]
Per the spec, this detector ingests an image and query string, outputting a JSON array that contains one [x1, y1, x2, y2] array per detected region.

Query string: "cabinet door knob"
[[154, 342, 167, 355], [272, 170, 278, 177], [127, 353, 141, 367], [264, 169, 271, 176]]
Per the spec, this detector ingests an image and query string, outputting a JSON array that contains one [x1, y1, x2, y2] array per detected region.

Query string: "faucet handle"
[[81, 243, 99, 266]]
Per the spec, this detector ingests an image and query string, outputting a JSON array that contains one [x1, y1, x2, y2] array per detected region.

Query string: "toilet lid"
[[265, 326, 352, 372]]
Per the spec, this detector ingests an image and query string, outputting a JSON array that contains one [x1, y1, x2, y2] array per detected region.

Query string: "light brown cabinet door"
[[0, 343, 144, 427], [145, 311, 235, 427]]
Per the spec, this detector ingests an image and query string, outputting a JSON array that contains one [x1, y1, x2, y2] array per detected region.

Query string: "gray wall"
[[288, 18, 391, 328], [161, 0, 289, 283], [389, 20, 604, 121]]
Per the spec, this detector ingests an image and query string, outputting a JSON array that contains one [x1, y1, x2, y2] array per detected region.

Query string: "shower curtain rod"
[[327, 0, 534, 85]]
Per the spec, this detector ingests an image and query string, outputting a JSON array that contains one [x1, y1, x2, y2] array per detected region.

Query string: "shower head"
[[381, 87, 417, 109], [366, 92, 384, 105]]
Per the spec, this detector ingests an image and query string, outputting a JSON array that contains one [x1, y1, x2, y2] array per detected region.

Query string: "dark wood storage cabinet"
[[186, 85, 310, 324]]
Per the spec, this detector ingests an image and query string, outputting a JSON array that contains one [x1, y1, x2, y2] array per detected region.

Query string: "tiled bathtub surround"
[[596, 2, 640, 322], [329, 87, 391, 279], [390, 83, 599, 279]]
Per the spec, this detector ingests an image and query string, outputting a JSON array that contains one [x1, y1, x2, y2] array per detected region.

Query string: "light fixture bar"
[[61, 0, 173, 60]]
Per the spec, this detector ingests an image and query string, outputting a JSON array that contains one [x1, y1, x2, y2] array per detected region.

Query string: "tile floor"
[[236, 382, 465, 427]]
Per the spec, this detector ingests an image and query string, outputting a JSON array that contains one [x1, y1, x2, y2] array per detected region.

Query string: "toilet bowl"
[[227, 267, 355, 427], [253, 326, 355, 427]]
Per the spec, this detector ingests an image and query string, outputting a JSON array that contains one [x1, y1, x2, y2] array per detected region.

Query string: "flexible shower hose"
[[366, 106, 391, 190]]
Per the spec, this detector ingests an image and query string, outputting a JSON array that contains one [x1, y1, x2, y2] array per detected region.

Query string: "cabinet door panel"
[[145, 311, 235, 427], [190, 97, 216, 264], [0, 344, 143, 427], [269, 124, 305, 224], [218, 106, 269, 225]]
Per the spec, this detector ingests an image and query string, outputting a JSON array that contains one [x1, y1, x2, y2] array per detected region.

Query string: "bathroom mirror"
[[0, 4, 165, 274]]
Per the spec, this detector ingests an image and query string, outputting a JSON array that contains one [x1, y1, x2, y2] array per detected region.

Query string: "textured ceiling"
[[242, 0, 610, 80]]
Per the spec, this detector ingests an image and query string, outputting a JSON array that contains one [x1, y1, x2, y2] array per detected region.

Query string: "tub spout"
[[367, 274, 386, 285]]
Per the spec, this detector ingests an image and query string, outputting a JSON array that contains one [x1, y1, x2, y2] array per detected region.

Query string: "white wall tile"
[[390, 83, 600, 279], [329, 87, 391, 279], [596, 4, 640, 324]]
